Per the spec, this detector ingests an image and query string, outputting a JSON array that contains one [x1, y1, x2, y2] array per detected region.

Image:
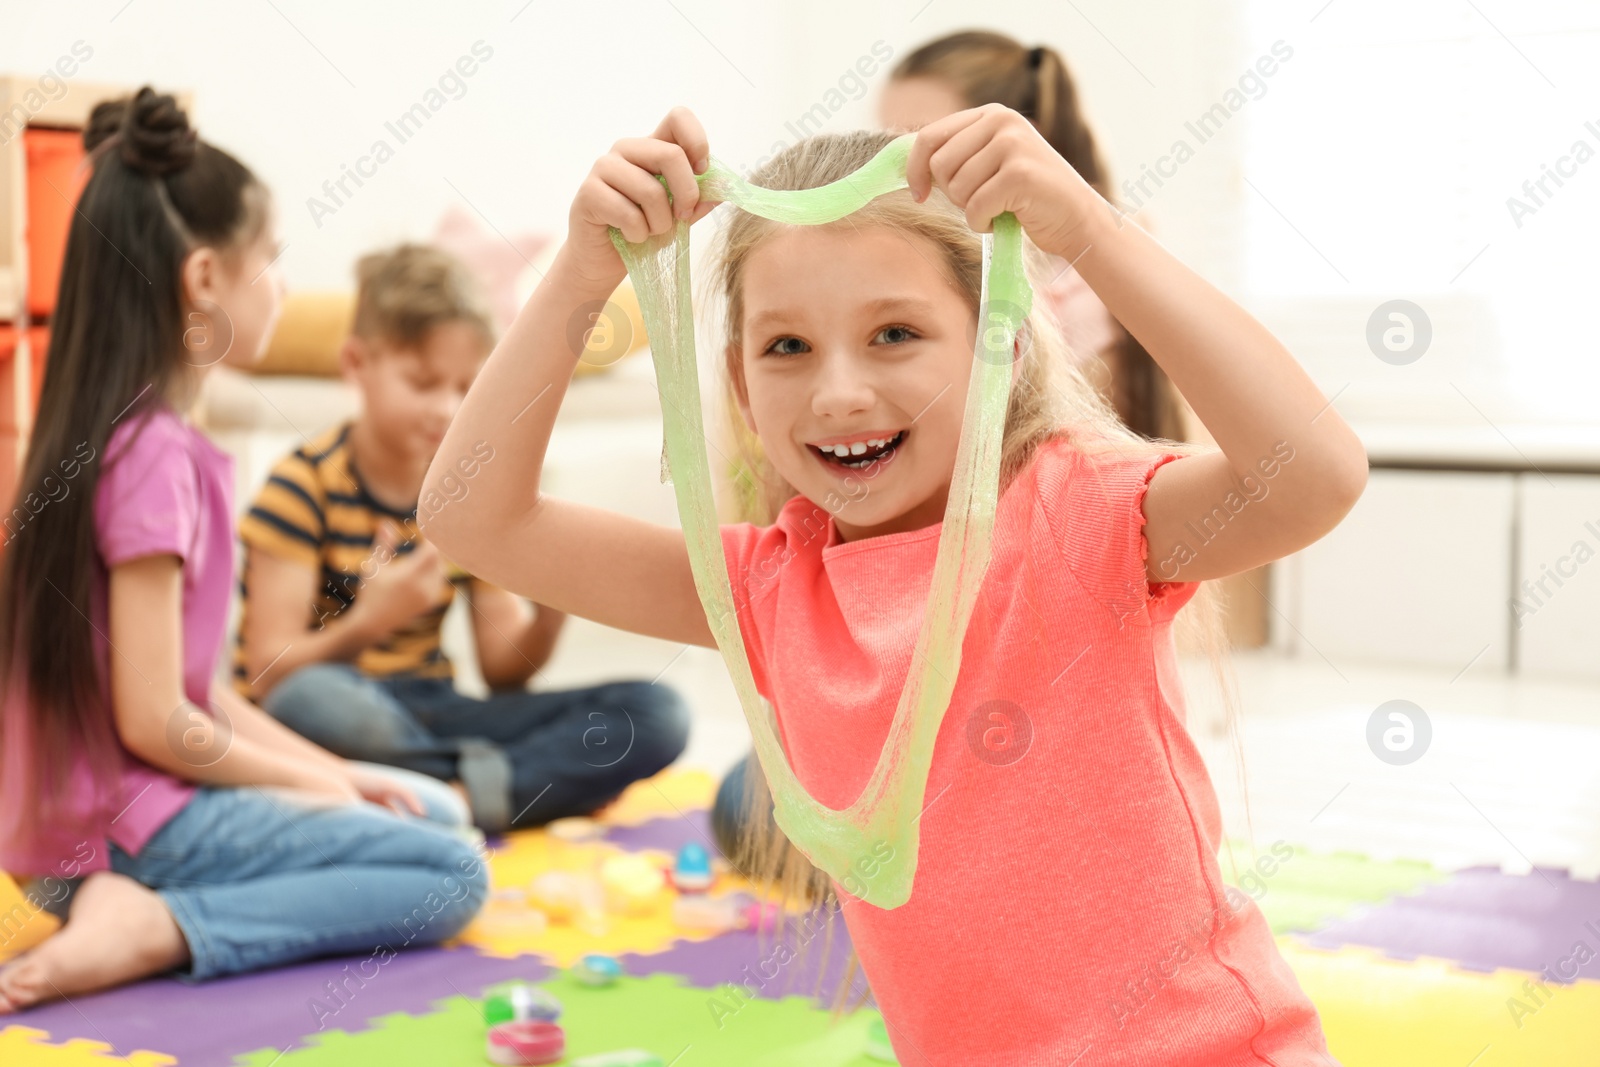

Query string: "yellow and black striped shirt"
[[234, 422, 470, 698]]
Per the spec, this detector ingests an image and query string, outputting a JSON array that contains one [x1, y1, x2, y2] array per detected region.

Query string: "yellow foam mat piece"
[[600, 767, 717, 827], [0, 873, 62, 963], [457, 828, 760, 966], [1281, 938, 1600, 1065], [0, 1027, 174, 1066]]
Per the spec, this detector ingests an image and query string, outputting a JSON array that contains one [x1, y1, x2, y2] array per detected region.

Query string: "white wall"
[[0, 0, 1250, 292]]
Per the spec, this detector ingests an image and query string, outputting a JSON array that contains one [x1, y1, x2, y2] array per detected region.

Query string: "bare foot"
[[0, 872, 190, 1013]]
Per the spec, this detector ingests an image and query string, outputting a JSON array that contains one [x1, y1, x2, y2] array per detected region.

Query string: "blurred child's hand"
[[353, 520, 451, 634], [345, 763, 426, 817], [904, 103, 1107, 261], [561, 107, 720, 289], [274, 766, 362, 808]]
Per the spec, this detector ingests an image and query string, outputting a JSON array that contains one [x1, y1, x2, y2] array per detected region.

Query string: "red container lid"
[[487, 1020, 565, 1065]]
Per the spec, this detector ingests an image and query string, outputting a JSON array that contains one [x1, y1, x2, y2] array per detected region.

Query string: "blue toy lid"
[[675, 842, 711, 873]]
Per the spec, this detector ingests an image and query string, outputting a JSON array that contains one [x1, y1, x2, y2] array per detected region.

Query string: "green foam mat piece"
[[234, 972, 893, 1067], [1218, 841, 1444, 934]]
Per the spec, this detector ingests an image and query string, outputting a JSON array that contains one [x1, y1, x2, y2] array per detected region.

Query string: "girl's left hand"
[[345, 764, 426, 817], [904, 103, 1106, 260]]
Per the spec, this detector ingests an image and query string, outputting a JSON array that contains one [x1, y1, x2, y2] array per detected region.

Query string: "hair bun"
[[84, 87, 197, 177], [82, 99, 126, 154]]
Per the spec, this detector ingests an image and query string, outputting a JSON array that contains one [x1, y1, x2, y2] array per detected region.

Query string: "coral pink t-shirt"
[[719, 435, 1331, 1066], [0, 407, 231, 877]]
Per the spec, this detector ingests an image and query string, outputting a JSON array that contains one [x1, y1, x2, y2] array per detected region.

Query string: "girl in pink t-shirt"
[[0, 89, 485, 1013], [425, 106, 1367, 1065]]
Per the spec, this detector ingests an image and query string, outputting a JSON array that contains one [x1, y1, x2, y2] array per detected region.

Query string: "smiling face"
[[732, 223, 979, 542]]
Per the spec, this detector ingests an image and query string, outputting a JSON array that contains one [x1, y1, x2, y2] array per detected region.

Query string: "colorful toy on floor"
[[572, 953, 623, 987], [530, 869, 610, 932], [486, 1020, 565, 1065], [483, 982, 562, 1026], [600, 853, 666, 915], [671, 893, 744, 932], [476, 888, 550, 938], [740, 894, 781, 934], [547, 816, 601, 842], [529, 870, 581, 920], [670, 842, 713, 892]]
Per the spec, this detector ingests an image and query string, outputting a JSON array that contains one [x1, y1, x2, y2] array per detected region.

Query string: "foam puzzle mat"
[[5, 767, 1600, 1065]]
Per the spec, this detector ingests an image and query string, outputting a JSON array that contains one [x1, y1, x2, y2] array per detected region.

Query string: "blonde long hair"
[[702, 129, 1244, 1015]]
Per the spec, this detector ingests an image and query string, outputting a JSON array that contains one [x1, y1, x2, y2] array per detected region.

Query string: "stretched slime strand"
[[608, 132, 1031, 909]]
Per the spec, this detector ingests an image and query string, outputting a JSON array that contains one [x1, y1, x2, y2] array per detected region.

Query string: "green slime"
[[608, 133, 1031, 909]]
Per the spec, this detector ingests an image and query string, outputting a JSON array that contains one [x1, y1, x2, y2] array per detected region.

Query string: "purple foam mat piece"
[[605, 810, 715, 856], [14, 945, 543, 1063], [1304, 866, 1600, 981], [621, 905, 873, 1009]]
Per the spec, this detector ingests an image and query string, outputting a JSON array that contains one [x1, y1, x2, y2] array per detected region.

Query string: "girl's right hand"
[[562, 107, 720, 289]]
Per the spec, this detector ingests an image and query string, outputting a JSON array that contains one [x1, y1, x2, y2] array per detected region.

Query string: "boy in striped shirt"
[[235, 244, 689, 832]]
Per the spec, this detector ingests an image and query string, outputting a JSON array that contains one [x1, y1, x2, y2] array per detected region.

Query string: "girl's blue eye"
[[762, 325, 918, 356], [765, 337, 808, 357]]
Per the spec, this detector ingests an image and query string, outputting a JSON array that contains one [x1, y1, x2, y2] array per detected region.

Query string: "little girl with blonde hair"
[[423, 104, 1365, 1065]]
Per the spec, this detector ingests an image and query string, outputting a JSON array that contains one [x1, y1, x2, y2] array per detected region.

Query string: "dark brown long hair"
[[891, 30, 1185, 442], [0, 87, 265, 855]]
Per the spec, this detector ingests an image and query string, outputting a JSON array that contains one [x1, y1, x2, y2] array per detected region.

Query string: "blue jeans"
[[263, 664, 691, 833], [109, 784, 489, 981], [22, 763, 471, 924]]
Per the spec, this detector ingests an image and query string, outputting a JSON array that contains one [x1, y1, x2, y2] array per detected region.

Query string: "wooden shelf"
[[0, 266, 15, 325]]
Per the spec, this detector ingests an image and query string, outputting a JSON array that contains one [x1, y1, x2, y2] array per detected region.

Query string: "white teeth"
[[816, 432, 903, 460], [820, 434, 896, 456]]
